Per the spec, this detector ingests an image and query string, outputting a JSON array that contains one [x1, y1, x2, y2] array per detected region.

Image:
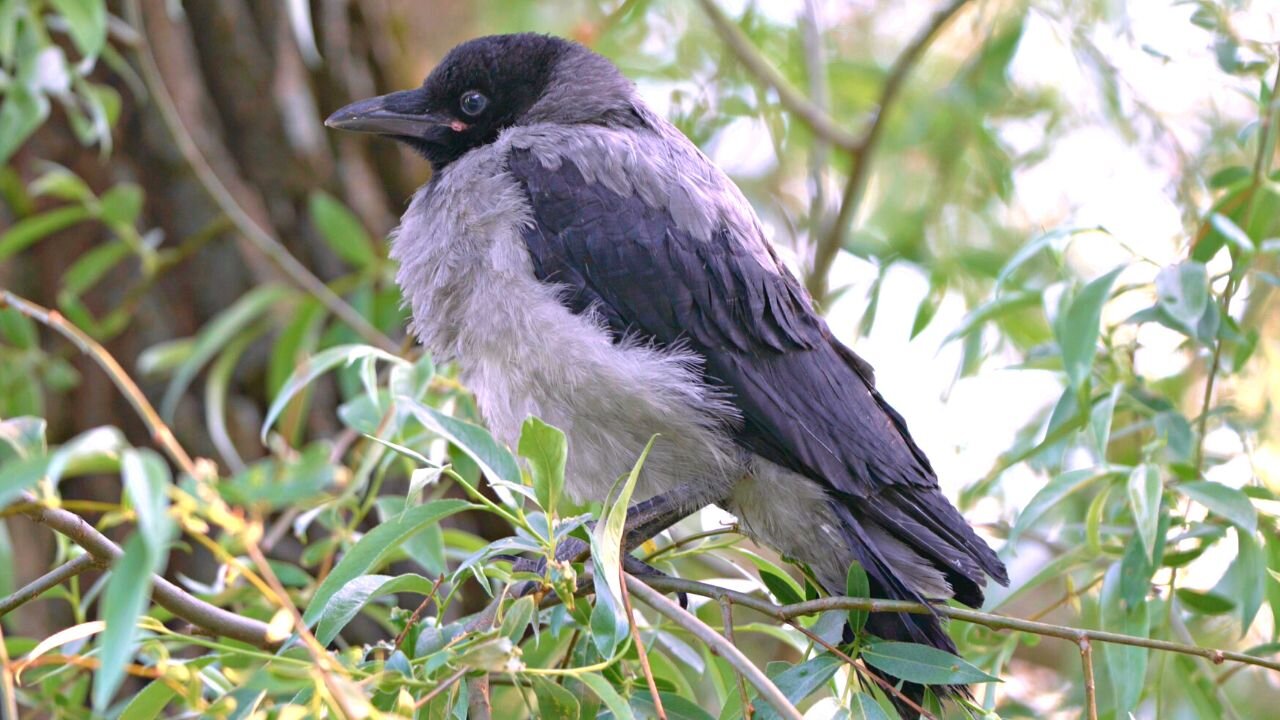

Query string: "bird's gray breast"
[[389, 131, 740, 504]]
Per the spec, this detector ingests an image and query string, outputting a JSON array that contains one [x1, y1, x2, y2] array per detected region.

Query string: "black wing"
[[507, 145, 1007, 601]]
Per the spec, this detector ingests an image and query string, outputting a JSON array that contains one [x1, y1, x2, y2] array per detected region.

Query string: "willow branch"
[[1080, 637, 1098, 720], [695, 0, 860, 150], [121, 0, 397, 354], [809, 0, 969, 302], [0, 291, 199, 477], [719, 598, 754, 719], [13, 492, 273, 647], [0, 554, 104, 616], [638, 576, 1280, 675], [623, 573, 803, 720]]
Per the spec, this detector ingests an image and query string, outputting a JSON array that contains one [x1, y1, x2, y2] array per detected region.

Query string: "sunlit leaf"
[[1057, 266, 1124, 391]]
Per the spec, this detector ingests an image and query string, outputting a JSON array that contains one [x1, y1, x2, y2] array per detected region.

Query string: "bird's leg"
[[550, 483, 722, 564]]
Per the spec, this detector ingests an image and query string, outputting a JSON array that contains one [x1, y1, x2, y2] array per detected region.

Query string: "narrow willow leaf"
[[860, 642, 999, 685], [577, 672, 635, 720], [845, 560, 871, 636], [164, 284, 293, 421], [404, 400, 521, 486], [1012, 467, 1116, 542], [1127, 464, 1162, 561], [847, 692, 891, 720], [1057, 266, 1124, 390], [303, 499, 474, 626], [754, 654, 841, 720], [1176, 482, 1257, 533], [590, 436, 656, 657], [94, 535, 154, 710], [309, 191, 377, 268], [121, 448, 174, 560], [1100, 563, 1149, 715], [49, 0, 107, 57], [518, 416, 566, 516], [262, 343, 405, 441], [314, 573, 437, 645]]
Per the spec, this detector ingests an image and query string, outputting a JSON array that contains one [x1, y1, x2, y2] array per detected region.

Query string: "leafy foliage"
[[2, 0, 1280, 718]]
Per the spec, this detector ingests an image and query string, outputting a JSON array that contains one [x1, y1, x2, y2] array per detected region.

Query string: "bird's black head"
[[326, 34, 634, 171]]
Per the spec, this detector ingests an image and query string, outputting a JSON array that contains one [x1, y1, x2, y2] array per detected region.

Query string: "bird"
[[326, 32, 1008, 716]]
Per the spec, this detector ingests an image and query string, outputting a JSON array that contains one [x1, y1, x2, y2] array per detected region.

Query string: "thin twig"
[[0, 291, 200, 477], [808, 0, 971, 302], [13, 492, 272, 647], [243, 536, 359, 720], [719, 597, 753, 719], [695, 0, 860, 150], [620, 566, 666, 719], [623, 573, 803, 720], [0, 616, 17, 720], [0, 554, 105, 616], [637, 575, 1280, 675], [393, 575, 447, 651], [121, 0, 397, 353], [1079, 636, 1098, 720], [414, 667, 469, 709]]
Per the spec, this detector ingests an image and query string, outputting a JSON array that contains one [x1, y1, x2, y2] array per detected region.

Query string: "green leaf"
[[845, 561, 870, 636], [500, 595, 537, 643], [406, 402, 521, 486], [314, 573, 438, 645], [1176, 482, 1257, 533], [118, 677, 178, 720], [0, 85, 50, 166], [1175, 588, 1236, 615], [590, 436, 656, 657], [1221, 530, 1266, 633], [1011, 467, 1116, 542], [162, 284, 292, 420], [996, 227, 1101, 289], [100, 183, 144, 226], [303, 499, 474, 626], [755, 654, 841, 720], [578, 672, 635, 720], [759, 564, 803, 606], [519, 416, 566, 516], [309, 191, 378, 268], [861, 642, 999, 685], [1056, 266, 1124, 390], [49, 0, 107, 58], [94, 534, 154, 710], [1127, 464, 1162, 561], [262, 343, 405, 441], [0, 205, 92, 261], [847, 692, 891, 720], [531, 676, 581, 719], [120, 448, 174, 558], [1100, 562, 1149, 715], [632, 692, 714, 720]]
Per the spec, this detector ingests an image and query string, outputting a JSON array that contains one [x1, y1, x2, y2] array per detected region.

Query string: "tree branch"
[[0, 554, 105, 616], [13, 492, 273, 647], [637, 575, 1280, 675], [121, 0, 398, 354], [0, 291, 201, 477], [1080, 637, 1098, 720], [623, 573, 803, 720], [809, 0, 970, 302], [695, 0, 860, 151]]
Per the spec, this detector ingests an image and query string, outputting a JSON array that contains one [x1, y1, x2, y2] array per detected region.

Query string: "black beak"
[[324, 92, 446, 137]]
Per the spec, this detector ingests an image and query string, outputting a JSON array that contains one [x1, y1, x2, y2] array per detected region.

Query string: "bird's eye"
[[459, 90, 488, 116]]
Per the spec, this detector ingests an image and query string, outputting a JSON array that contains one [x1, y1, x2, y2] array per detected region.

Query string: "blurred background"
[[3, 0, 1280, 717]]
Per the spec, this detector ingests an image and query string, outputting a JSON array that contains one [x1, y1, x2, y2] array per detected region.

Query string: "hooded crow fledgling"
[[327, 33, 1007, 716]]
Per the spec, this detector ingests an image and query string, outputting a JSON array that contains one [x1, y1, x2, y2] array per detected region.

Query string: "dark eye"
[[460, 90, 488, 116]]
